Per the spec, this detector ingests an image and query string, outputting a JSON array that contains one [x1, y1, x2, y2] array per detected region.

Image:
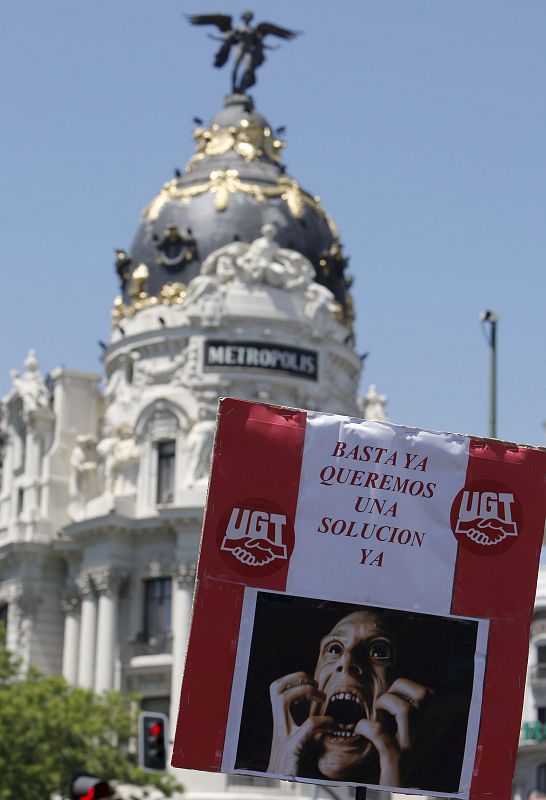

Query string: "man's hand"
[[267, 671, 333, 775], [355, 678, 429, 786]]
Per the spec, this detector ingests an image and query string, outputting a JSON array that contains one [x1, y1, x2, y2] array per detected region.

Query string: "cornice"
[[60, 507, 203, 542]]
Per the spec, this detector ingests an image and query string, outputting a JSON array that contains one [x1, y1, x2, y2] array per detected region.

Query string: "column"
[[76, 572, 97, 689], [94, 570, 124, 694], [25, 431, 42, 519], [61, 596, 80, 684], [169, 562, 196, 733], [12, 588, 40, 674]]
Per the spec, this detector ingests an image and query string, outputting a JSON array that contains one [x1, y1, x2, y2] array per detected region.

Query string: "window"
[[537, 644, 546, 680], [141, 696, 170, 717], [537, 763, 546, 793], [144, 578, 172, 640], [0, 604, 7, 632], [539, 708, 546, 724], [156, 440, 175, 505], [17, 488, 24, 516]]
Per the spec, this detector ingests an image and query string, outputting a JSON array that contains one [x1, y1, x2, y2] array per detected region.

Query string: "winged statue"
[[186, 11, 300, 93]]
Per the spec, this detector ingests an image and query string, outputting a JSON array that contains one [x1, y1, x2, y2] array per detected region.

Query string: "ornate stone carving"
[[183, 225, 347, 334], [68, 434, 99, 522], [154, 226, 197, 269], [60, 594, 80, 614], [303, 283, 343, 325], [75, 571, 95, 597], [144, 409, 179, 441], [7, 350, 50, 412], [90, 568, 128, 596], [110, 428, 140, 498], [186, 223, 318, 295], [173, 561, 197, 587], [6, 586, 42, 664], [148, 558, 173, 578], [185, 410, 217, 487], [133, 350, 188, 388]]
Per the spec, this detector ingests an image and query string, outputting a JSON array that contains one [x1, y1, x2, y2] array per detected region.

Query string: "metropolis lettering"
[[205, 340, 318, 380]]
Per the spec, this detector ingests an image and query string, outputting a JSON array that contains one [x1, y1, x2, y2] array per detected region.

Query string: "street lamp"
[[480, 310, 499, 439]]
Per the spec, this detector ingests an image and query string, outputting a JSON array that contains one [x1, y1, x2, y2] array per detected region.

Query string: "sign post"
[[172, 398, 546, 799]]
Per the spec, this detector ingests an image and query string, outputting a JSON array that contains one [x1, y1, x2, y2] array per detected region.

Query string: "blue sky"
[[1, 1, 545, 446]]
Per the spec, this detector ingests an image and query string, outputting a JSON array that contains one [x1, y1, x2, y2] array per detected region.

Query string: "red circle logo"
[[450, 479, 523, 555], [216, 498, 295, 577]]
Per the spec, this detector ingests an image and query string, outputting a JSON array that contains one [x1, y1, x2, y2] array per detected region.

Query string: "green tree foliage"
[[0, 624, 181, 800]]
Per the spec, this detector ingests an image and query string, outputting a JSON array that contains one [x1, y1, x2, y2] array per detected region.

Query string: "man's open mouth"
[[323, 690, 368, 742]]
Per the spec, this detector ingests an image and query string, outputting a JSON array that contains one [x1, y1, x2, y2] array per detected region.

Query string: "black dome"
[[116, 94, 352, 319]]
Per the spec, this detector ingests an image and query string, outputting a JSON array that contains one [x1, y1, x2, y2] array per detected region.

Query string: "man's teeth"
[[326, 722, 360, 736], [329, 691, 364, 706]]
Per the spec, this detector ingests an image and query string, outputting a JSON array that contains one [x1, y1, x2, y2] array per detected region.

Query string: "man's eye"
[[325, 642, 343, 655], [369, 640, 394, 661]]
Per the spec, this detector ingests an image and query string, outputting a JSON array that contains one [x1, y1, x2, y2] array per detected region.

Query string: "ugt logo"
[[218, 499, 294, 573], [451, 480, 522, 553]]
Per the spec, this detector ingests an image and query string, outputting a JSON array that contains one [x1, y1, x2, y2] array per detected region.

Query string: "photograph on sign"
[[222, 590, 488, 796]]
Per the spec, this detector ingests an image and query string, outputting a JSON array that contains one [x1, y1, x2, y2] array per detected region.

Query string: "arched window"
[[134, 400, 187, 511], [156, 440, 175, 505]]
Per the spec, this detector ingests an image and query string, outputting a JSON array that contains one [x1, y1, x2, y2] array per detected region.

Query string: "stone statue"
[[236, 223, 314, 288], [360, 384, 389, 423], [110, 427, 140, 498], [9, 350, 50, 411], [185, 411, 217, 487], [197, 223, 316, 290], [187, 11, 299, 93], [68, 435, 99, 521]]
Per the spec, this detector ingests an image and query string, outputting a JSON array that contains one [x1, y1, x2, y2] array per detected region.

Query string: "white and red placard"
[[172, 399, 546, 799]]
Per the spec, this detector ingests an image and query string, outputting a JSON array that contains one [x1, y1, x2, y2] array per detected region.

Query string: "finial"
[[24, 348, 39, 373], [186, 12, 300, 94]]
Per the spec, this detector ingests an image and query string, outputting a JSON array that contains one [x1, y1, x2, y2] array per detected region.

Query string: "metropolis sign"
[[204, 340, 318, 380], [173, 399, 546, 800]]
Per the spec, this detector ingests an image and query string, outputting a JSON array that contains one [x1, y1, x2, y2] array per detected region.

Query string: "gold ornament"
[[141, 169, 340, 241], [110, 281, 188, 324], [129, 263, 149, 299], [185, 117, 286, 172]]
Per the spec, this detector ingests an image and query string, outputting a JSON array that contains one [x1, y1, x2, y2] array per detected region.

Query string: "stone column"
[[76, 572, 97, 689], [169, 562, 196, 732], [12, 586, 41, 674], [94, 570, 125, 694], [61, 596, 80, 685]]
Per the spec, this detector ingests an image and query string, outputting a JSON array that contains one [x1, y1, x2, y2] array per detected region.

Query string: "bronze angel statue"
[[186, 11, 299, 93]]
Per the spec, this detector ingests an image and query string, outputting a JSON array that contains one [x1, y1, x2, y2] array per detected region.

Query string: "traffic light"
[[69, 773, 112, 800], [139, 711, 168, 771]]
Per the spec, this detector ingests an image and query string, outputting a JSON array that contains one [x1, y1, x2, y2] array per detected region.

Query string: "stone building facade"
[[0, 88, 386, 799]]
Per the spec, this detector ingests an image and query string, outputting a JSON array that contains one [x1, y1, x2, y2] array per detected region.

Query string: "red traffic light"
[[69, 774, 112, 800], [81, 785, 110, 800], [139, 711, 169, 771]]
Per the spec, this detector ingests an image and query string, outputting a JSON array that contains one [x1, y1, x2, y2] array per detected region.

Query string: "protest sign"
[[172, 398, 546, 799]]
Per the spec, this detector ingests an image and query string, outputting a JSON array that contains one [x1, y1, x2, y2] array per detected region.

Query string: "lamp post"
[[480, 310, 499, 439]]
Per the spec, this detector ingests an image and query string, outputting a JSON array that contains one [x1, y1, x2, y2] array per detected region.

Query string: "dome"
[[113, 93, 353, 325]]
